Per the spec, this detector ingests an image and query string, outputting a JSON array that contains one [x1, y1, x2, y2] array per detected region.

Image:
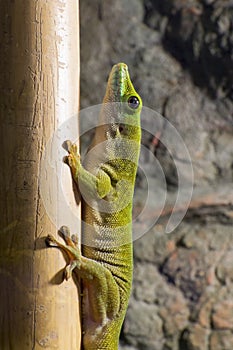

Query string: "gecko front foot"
[[65, 140, 81, 177], [45, 226, 81, 280]]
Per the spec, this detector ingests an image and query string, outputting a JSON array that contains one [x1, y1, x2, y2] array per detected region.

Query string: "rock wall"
[[80, 0, 233, 349]]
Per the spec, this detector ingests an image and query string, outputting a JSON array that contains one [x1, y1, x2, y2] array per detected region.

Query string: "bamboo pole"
[[0, 0, 81, 348]]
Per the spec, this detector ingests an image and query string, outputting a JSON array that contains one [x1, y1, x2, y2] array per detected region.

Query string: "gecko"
[[46, 62, 142, 349]]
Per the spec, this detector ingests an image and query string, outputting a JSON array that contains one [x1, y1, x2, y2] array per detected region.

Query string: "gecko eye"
[[128, 96, 140, 109]]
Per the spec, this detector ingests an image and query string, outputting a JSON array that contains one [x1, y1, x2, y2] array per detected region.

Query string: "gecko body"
[[46, 63, 142, 349]]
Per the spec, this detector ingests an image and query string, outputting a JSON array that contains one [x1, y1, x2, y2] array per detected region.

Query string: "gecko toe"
[[71, 143, 78, 154], [71, 234, 79, 246], [45, 234, 57, 247], [64, 260, 81, 280], [60, 226, 70, 238], [67, 154, 72, 166], [66, 140, 72, 152], [64, 266, 72, 280]]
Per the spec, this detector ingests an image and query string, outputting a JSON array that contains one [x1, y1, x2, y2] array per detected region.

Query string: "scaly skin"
[[46, 63, 142, 349]]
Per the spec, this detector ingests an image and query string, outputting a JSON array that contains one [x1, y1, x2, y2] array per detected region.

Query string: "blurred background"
[[79, 1, 233, 349]]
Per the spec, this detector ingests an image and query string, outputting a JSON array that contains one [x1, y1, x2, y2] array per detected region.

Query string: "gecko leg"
[[46, 227, 120, 322]]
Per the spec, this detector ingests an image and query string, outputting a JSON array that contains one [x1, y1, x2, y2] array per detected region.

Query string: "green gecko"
[[46, 63, 142, 349]]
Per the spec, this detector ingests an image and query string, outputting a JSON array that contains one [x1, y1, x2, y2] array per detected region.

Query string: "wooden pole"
[[0, 0, 81, 348]]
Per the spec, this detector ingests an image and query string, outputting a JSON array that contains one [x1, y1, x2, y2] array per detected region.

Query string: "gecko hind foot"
[[46, 231, 81, 280]]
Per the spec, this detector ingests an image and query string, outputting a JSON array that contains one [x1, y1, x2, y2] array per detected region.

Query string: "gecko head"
[[102, 63, 142, 142]]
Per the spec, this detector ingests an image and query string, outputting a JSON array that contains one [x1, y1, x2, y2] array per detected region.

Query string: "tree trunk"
[[0, 0, 81, 349]]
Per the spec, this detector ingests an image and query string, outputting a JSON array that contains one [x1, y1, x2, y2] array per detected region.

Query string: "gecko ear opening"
[[119, 125, 124, 133]]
